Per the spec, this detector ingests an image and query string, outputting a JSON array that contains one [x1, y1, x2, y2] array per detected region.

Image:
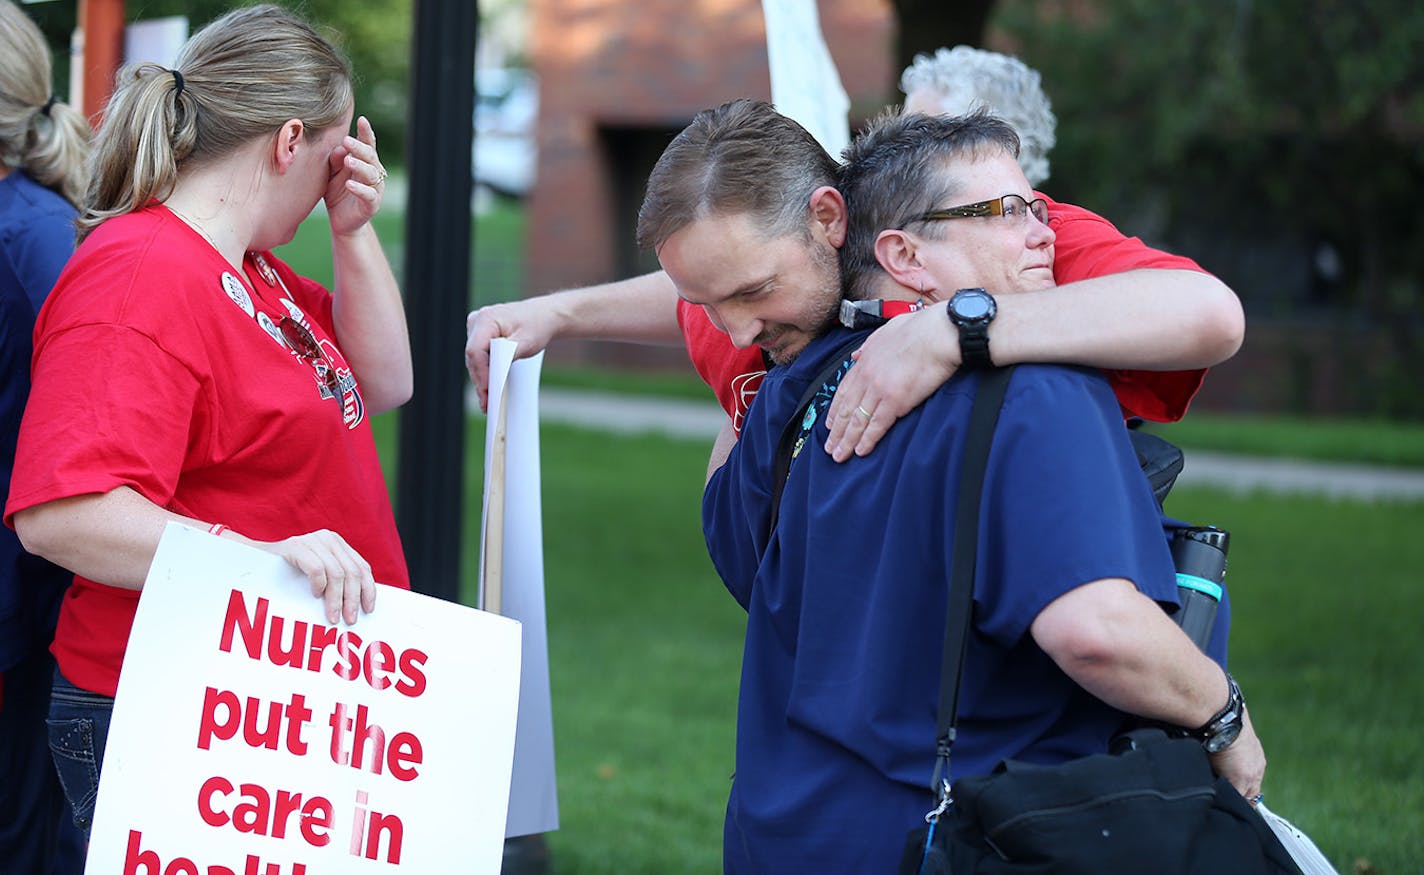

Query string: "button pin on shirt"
[[279, 316, 340, 396]]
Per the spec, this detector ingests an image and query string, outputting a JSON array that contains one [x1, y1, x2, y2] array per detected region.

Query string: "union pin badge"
[[220, 272, 255, 318], [252, 252, 278, 287]]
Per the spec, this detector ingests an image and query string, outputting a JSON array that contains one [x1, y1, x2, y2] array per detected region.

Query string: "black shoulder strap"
[[767, 335, 865, 537], [930, 365, 1015, 798]]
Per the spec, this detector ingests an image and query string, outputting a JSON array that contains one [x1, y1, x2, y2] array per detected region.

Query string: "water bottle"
[[1170, 526, 1229, 653]]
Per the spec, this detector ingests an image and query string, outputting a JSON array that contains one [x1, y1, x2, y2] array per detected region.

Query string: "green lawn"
[[450, 422, 1424, 874], [476, 425, 742, 874], [1162, 487, 1424, 874], [1146, 413, 1424, 469]]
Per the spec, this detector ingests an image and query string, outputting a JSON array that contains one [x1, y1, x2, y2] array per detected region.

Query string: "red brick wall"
[[527, 0, 894, 320]]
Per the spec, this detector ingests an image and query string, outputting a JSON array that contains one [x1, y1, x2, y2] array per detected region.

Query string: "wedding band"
[[375, 169, 388, 184], [855, 405, 872, 421]]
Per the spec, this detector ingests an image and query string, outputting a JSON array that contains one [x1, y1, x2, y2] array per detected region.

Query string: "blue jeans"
[[45, 669, 114, 840], [0, 649, 86, 874]]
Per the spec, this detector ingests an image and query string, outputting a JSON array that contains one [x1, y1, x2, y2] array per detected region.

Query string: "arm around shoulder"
[[1161, 270, 1245, 366], [706, 415, 738, 483], [993, 269, 1244, 372]]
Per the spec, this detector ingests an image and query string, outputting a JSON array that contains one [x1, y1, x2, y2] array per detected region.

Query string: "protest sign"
[[480, 339, 559, 837], [86, 523, 522, 874], [762, 0, 850, 157]]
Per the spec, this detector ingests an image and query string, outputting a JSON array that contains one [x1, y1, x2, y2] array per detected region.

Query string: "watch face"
[[1204, 722, 1242, 753], [951, 290, 993, 321]]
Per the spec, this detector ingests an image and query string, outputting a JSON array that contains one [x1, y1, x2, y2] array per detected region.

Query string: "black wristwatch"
[[1193, 673, 1245, 753], [947, 288, 997, 369]]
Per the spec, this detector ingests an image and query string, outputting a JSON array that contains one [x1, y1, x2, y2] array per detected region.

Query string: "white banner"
[[762, 0, 851, 158], [86, 524, 522, 874], [481, 339, 559, 837]]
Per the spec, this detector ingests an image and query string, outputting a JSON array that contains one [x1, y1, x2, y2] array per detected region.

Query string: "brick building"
[[525, 0, 894, 371]]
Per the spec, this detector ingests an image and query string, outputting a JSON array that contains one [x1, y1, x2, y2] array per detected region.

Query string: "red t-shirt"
[[678, 194, 1208, 431], [5, 206, 409, 696]]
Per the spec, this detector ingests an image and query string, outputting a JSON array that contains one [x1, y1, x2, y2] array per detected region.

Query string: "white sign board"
[[481, 339, 559, 837], [124, 16, 189, 68], [86, 524, 523, 874], [762, 0, 851, 157]]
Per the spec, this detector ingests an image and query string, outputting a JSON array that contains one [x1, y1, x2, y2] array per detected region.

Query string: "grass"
[[1161, 487, 1424, 873], [450, 423, 1423, 874], [464, 423, 741, 874], [541, 364, 712, 402], [1146, 412, 1424, 469]]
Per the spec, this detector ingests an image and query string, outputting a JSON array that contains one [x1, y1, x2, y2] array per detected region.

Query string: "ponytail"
[[78, 4, 352, 242], [0, 0, 92, 208], [23, 97, 90, 208], [78, 64, 193, 240]]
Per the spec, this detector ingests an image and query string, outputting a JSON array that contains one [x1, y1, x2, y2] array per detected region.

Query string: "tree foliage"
[[25, 0, 416, 162], [994, 0, 1424, 415], [169, 0, 413, 159], [893, 0, 995, 76]]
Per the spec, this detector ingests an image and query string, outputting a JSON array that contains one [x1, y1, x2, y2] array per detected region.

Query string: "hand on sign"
[[249, 530, 377, 625]]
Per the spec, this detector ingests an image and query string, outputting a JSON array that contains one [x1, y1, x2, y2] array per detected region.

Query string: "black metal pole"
[[399, 9, 552, 871], [397, 0, 477, 602]]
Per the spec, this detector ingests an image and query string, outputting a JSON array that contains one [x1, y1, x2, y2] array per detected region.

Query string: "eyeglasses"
[[279, 316, 340, 395], [900, 193, 1050, 229]]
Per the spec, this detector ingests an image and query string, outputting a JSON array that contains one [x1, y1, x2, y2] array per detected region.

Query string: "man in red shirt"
[[467, 191, 1239, 447], [465, 51, 1242, 457]]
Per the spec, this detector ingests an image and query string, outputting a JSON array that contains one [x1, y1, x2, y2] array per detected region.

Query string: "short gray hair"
[[899, 45, 1056, 186], [839, 110, 1021, 301]]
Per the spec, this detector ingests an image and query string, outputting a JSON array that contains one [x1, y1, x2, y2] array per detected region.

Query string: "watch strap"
[[948, 289, 996, 369], [1193, 672, 1244, 749], [959, 325, 993, 369]]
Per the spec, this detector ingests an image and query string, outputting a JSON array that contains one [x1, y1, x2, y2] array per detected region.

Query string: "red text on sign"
[[124, 828, 308, 874], [349, 790, 403, 865], [218, 589, 428, 698], [196, 688, 312, 754], [196, 775, 333, 847], [327, 702, 423, 781]]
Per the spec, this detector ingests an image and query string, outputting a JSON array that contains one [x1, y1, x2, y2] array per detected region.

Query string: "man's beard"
[[807, 234, 845, 341], [762, 240, 844, 366]]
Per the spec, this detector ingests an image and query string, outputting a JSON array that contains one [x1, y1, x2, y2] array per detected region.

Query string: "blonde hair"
[[78, 3, 353, 240], [0, 0, 91, 207]]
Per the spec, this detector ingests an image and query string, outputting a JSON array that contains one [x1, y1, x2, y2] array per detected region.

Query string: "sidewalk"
[[473, 386, 1424, 501]]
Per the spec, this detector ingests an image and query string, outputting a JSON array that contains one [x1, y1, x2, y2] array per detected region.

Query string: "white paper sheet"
[[1256, 801, 1340, 875], [481, 338, 559, 838], [762, 0, 851, 158]]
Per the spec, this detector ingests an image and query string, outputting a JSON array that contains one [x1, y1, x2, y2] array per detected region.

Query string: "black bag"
[[899, 729, 1301, 874], [897, 367, 1301, 875], [1127, 425, 1185, 507]]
